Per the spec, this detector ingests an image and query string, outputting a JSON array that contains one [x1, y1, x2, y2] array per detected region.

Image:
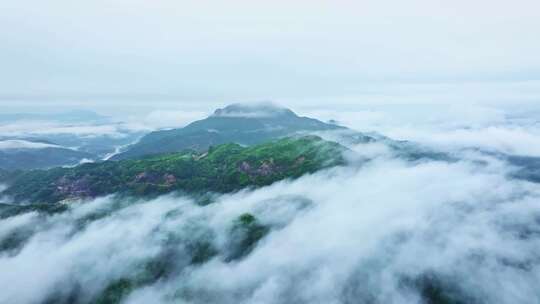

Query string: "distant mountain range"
[[0, 109, 143, 169], [0, 139, 95, 170], [112, 103, 348, 160]]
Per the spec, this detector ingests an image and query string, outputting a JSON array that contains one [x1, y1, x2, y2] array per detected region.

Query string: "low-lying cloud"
[[0, 140, 60, 150], [306, 104, 540, 157], [0, 121, 144, 138], [1, 135, 539, 303], [386, 125, 540, 157], [0, 119, 150, 159]]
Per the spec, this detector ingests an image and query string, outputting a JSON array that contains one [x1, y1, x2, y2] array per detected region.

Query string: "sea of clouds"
[[1, 105, 540, 303], [1, 135, 539, 303]]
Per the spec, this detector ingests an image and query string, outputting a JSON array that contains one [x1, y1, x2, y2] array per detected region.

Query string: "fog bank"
[[1, 142, 539, 303]]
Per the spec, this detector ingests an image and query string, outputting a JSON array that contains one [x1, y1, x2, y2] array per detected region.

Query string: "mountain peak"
[[112, 103, 344, 160], [212, 102, 297, 118]]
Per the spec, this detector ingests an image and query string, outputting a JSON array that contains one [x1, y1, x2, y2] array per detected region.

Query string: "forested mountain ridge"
[[1, 136, 347, 204]]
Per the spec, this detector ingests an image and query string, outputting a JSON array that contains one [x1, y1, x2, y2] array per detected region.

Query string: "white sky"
[[1, 0, 539, 112]]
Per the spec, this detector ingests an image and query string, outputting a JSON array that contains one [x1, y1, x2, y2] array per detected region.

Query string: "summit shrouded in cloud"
[[212, 103, 297, 118], [111, 103, 345, 160]]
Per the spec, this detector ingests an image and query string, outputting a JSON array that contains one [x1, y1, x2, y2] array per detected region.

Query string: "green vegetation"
[[93, 279, 134, 304], [225, 213, 270, 261], [90, 213, 269, 304], [0, 226, 33, 254], [407, 273, 472, 304], [0, 203, 68, 219], [2, 136, 346, 204], [0, 168, 21, 184]]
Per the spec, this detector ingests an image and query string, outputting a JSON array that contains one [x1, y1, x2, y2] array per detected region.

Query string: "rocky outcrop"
[[134, 172, 177, 186], [55, 176, 94, 200], [238, 158, 281, 178], [163, 174, 177, 186]]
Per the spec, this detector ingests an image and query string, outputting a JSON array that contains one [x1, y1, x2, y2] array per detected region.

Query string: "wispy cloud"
[[0, 140, 60, 150]]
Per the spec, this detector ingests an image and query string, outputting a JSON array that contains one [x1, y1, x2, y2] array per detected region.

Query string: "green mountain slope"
[[2, 136, 346, 204], [112, 103, 346, 160]]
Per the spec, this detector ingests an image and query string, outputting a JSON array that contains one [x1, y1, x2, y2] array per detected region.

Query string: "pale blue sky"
[[1, 0, 539, 112]]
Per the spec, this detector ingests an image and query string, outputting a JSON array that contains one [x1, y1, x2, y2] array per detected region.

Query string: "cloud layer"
[[307, 104, 540, 157], [1, 133, 540, 303], [0, 140, 60, 150]]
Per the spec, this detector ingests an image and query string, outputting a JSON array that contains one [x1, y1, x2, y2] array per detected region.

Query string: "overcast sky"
[[1, 0, 539, 113]]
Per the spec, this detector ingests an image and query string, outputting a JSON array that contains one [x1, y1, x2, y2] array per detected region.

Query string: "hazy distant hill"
[[0, 139, 95, 170], [0, 110, 110, 123], [0, 110, 145, 160], [112, 103, 346, 160]]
